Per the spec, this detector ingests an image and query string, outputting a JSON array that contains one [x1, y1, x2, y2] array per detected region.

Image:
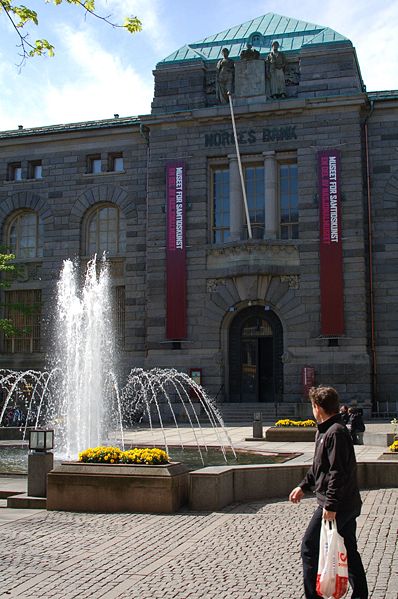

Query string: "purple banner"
[[318, 149, 344, 336], [166, 162, 187, 339]]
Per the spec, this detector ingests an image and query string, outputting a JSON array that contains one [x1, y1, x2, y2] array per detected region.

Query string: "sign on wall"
[[166, 161, 187, 339], [318, 149, 344, 336]]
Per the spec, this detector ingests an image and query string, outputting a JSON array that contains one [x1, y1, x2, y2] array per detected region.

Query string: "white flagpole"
[[228, 92, 252, 239]]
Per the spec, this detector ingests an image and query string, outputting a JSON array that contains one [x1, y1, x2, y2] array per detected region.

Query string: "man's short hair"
[[309, 386, 340, 415]]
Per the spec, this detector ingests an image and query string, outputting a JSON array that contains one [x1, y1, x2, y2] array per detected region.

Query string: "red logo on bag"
[[339, 552, 347, 562], [333, 574, 348, 598]]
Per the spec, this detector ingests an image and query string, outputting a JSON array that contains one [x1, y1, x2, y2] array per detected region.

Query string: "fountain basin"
[[0, 427, 35, 441], [265, 427, 316, 442], [0, 445, 295, 474], [47, 461, 189, 513]]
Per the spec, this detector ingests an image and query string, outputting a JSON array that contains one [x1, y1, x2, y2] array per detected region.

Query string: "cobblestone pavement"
[[0, 488, 397, 599]]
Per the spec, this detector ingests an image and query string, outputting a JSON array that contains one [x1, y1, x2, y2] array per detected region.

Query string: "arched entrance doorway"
[[229, 306, 283, 402]]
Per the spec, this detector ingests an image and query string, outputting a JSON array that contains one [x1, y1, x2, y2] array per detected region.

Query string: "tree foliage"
[[0, 0, 142, 64]]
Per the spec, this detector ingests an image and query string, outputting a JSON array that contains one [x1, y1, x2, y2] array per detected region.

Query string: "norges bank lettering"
[[204, 126, 297, 147]]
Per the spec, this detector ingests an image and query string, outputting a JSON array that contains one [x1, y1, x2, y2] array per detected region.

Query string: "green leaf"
[[124, 16, 142, 34], [3, 0, 142, 62]]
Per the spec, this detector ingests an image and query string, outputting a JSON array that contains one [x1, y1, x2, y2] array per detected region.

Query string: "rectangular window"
[[212, 168, 230, 243], [8, 162, 22, 181], [279, 163, 298, 239], [28, 160, 43, 179], [87, 154, 102, 174], [115, 286, 125, 349], [3, 289, 41, 353], [245, 165, 265, 239], [109, 153, 124, 172]]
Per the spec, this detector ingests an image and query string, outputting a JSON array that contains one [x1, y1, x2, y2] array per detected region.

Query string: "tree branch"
[[0, 0, 142, 65]]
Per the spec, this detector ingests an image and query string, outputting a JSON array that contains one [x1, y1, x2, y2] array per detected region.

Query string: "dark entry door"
[[229, 306, 283, 403], [241, 339, 257, 402], [259, 337, 274, 401], [240, 336, 274, 402]]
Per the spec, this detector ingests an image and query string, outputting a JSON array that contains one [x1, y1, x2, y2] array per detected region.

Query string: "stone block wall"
[[144, 95, 371, 406], [0, 124, 148, 375], [367, 98, 398, 411], [151, 43, 363, 115], [298, 43, 364, 98]]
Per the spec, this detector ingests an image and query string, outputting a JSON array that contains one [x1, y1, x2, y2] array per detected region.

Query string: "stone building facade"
[[0, 13, 397, 418]]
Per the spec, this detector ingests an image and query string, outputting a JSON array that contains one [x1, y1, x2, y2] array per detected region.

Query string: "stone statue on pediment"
[[216, 47, 235, 103], [240, 43, 260, 61], [266, 41, 287, 98]]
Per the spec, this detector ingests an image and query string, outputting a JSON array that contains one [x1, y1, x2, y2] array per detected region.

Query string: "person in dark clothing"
[[348, 407, 366, 445], [340, 404, 350, 425], [289, 386, 368, 599]]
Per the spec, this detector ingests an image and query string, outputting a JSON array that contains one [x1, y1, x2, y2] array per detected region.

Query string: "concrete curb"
[[189, 460, 398, 511]]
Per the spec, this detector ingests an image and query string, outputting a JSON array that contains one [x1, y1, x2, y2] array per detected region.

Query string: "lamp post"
[[28, 429, 54, 498]]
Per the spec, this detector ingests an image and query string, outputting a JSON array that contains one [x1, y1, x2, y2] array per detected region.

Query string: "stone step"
[[7, 493, 46, 509], [217, 403, 300, 423]]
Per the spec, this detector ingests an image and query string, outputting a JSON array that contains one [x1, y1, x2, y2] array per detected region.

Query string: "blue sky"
[[0, 0, 397, 131]]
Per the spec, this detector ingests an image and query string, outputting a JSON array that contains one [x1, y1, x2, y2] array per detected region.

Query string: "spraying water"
[[52, 256, 118, 457], [0, 256, 235, 463]]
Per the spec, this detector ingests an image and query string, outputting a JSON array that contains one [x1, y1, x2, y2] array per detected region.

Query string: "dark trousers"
[[301, 505, 368, 599]]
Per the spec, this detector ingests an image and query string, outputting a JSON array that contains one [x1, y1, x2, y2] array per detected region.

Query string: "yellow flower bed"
[[120, 448, 169, 465], [275, 418, 316, 428], [78, 446, 122, 463], [78, 445, 169, 465], [389, 440, 398, 453]]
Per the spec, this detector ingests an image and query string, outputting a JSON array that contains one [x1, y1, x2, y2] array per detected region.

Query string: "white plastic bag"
[[316, 519, 349, 599]]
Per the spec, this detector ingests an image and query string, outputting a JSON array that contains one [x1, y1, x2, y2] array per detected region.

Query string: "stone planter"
[[378, 451, 398, 460], [265, 427, 317, 442], [47, 461, 189, 513]]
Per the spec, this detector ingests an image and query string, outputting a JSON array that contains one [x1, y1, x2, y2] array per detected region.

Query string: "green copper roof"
[[0, 116, 140, 139], [159, 13, 349, 64]]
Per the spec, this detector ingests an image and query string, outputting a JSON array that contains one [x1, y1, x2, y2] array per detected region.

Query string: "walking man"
[[289, 386, 368, 599]]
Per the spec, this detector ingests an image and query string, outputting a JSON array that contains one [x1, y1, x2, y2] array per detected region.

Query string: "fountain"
[[0, 255, 235, 464], [0, 256, 304, 513], [52, 256, 122, 457]]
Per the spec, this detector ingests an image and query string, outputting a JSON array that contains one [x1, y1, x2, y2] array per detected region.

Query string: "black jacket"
[[299, 413, 362, 512], [349, 411, 366, 433]]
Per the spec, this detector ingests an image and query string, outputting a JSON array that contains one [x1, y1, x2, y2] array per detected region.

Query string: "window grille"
[[212, 168, 230, 243], [86, 204, 126, 256], [3, 289, 41, 353], [115, 286, 125, 349], [279, 163, 299, 239], [7, 211, 43, 259]]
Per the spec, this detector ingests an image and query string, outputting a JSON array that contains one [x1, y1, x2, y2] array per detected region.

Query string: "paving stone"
[[0, 489, 396, 598]]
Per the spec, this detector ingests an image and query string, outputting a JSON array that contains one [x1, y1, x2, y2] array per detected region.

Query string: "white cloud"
[[46, 26, 154, 122], [302, 0, 398, 90], [351, 4, 398, 91], [0, 25, 153, 130], [96, 0, 170, 54]]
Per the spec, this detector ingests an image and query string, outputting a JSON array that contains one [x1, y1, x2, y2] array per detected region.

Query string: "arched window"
[[85, 204, 126, 256], [7, 210, 43, 259]]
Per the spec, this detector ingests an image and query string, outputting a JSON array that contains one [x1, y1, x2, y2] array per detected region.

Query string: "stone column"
[[228, 154, 243, 241], [263, 151, 278, 239]]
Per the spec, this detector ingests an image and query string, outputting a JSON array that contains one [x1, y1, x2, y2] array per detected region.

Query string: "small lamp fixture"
[[29, 429, 54, 452]]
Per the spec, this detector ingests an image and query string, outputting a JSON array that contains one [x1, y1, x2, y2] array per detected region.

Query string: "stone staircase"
[[217, 403, 301, 424]]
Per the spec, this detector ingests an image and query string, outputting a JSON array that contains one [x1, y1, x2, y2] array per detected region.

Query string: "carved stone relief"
[[280, 274, 300, 289]]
